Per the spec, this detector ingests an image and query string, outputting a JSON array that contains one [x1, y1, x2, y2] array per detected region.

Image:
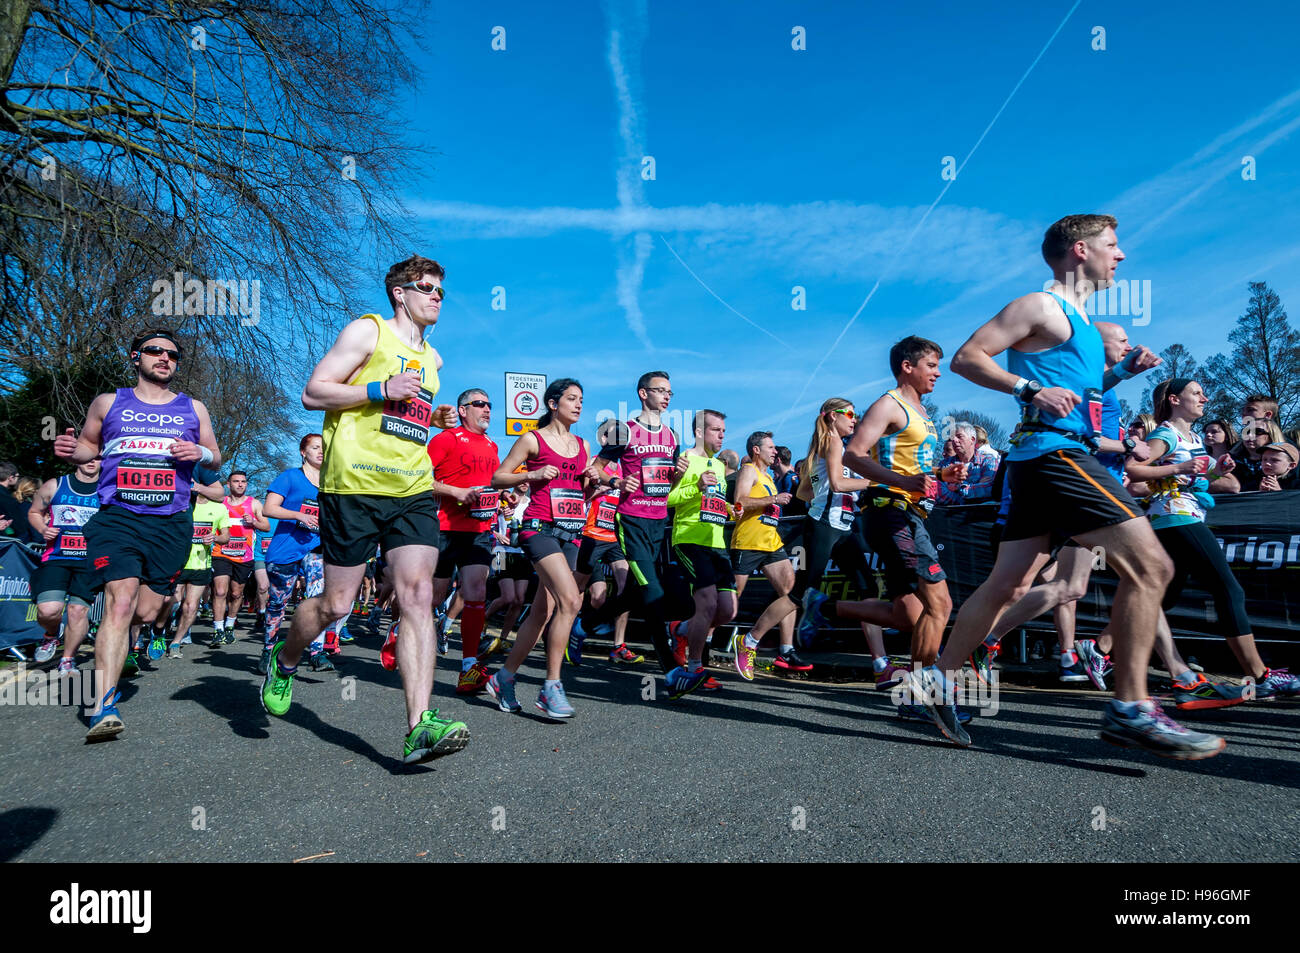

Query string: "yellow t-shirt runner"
[[322, 313, 441, 498], [731, 463, 784, 553]]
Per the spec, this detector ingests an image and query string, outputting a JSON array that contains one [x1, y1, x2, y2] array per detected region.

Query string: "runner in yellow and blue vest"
[[835, 337, 968, 723], [258, 255, 468, 765]]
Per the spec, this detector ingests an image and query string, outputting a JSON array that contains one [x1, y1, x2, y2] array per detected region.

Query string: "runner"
[[483, 483, 531, 657], [54, 328, 222, 740], [728, 431, 812, 678], [929, 213, 1224, 757], [209, 470, 269, 646], [27, 458, 102, 672], [801, 337, 966, 721], [567, 417, 639, 667], [1122, 377, 1299, 700], [251, 516, 277, 639], [260, 434, 336, 674], [662, 409, 733, 697], [790, 398, 905, 689], [258, 255, 468, 764], [168, 475, 232, 657], [969, 321, 1158, 686], [599, 371, 679, 671], [426, 387, 501, 695], [485, 379, 596, 719]]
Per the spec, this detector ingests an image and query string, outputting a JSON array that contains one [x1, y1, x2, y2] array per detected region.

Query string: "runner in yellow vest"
[[259, 255, 468, 765]]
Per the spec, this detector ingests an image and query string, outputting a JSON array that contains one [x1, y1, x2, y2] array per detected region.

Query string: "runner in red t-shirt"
[[424, 388, 502, 695]]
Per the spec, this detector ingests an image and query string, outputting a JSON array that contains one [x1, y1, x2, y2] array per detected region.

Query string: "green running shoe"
[[260, 642, 296, 717], [403, 709, 470, 764], [122, 652, 140, 677]]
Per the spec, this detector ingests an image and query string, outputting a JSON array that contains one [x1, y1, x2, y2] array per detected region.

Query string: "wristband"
[[1113, 355, 1137, 380], [198, 445, 214, 465], [366, 380, 384, 402], [1011, 377, 1030, 398]]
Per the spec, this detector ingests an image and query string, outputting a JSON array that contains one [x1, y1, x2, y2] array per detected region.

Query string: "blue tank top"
[[41, 475, 100, 562], [1006, 292, 1105, 462]]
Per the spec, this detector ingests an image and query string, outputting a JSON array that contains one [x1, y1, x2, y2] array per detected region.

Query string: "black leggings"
[[791, 516, 871, 602], [1156, 521, 1252, 639]]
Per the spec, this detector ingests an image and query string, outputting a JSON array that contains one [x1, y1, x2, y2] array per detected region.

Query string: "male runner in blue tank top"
[[923, 214, 1224, 759]]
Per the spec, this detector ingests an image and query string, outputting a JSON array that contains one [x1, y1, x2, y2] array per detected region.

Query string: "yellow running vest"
[[731, 463, 783, 552], [870, 388, 939, 507], [321, 314, 440, 497]]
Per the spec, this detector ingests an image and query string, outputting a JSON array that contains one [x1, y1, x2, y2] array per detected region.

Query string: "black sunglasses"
[[140, 345, 180, 360], [462, 400, 491, 409]]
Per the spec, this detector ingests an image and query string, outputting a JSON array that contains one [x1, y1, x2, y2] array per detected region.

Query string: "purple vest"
[[98, 389, 201, 515]]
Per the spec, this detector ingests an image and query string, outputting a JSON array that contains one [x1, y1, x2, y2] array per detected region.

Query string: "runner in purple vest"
[[598, 371, 680, 671], [54, 329, 221, 742]]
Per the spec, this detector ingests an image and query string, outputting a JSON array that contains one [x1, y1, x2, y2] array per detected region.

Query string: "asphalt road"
[[2, 621, 1298, 863]]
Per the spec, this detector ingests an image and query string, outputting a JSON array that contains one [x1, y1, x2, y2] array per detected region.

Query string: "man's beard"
[[139, 364, 174, 386]]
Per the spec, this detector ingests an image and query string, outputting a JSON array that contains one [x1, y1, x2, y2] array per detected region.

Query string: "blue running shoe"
[[485, 671, 521, 713], [338, 624, 355, 644], [535, 681, 575, 719], [436, 612, 450, 656], [1100, 699, 1225, 760], [566, 618, 587, 667], [591, 622, 615, 637], [147, 631, 166, 661], [86, 687, 124, 741], [1253, 667, 1300, 699], [898, 702, 971, 724], [798, 589, 830, 648], [665, 666, 709, 700]]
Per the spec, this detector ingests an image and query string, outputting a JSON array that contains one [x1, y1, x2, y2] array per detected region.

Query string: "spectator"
[[1258, 442, 1299, 492], [0, 461, 22, 535], [1200, 417, 1238, 459], [937, 420, 999, 504], [1231, 420, 1285, 491], [1129, 414, 1157, 442], [12, 476, 42, 544], [973, 424, 989, 447], [1286, 427, 1300, 450]]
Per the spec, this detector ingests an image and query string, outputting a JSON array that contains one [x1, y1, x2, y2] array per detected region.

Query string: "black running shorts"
[[319, 491, 440, 567], [520, 524, 579, 571], [72, 505, 191, 599], [862, 502, 946, 600], [434, 530, 494, 578], [730, 547, 791, 577], [1002, 448, 1140, 543], [29, 560, 93, 607], [212, 558, 254, 585], [576, 537, 626, 576], [675, 543, 735, 593]]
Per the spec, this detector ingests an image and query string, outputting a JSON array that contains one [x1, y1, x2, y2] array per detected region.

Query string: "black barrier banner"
[[930, 491, 1300, 644], [0, 537, 45, 649]]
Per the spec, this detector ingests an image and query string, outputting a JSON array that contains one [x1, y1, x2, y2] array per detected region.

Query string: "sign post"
[[505, 372, 546, 436]]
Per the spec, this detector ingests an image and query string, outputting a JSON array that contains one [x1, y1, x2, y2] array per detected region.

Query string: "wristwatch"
[[1122, 436, 1138, 456], [1015, 379, 1043, 405]]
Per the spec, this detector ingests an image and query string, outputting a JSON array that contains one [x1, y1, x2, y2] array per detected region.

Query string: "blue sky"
[[296, 0, 1300, 457]]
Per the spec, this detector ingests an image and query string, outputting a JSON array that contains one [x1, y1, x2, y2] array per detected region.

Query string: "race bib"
[[594, 495, 619, 532], [192, 522, 214, 544], [57, 532, 87, 558], [550, 488, 586, 532], [380, 387, 434, 444], [700, 491, 729, 525], [116, 457, 176, 507], [640, 456, 674, 498], [260, 536, 272, 554], [470, 488, 500, 522], [759, 503, 782, 527], [301, 499, 320, 521], [1084, 387, 1103, 436]]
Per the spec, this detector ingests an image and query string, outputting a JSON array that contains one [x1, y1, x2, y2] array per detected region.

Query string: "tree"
[[1, 0, 427, 352], [1198, 283, 1300, 429]]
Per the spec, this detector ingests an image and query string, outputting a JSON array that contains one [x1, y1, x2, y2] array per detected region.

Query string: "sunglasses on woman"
[[399, 281, 445, 301], [830, 408, 855, 420]]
